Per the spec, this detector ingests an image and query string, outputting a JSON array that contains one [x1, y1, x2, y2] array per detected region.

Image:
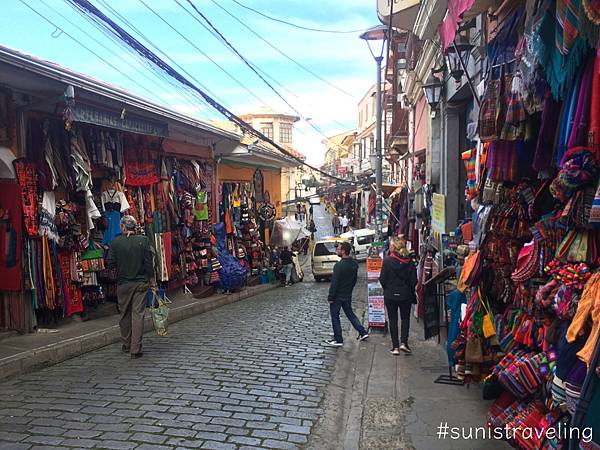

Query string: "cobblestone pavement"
[[0, 275, 364, 450]]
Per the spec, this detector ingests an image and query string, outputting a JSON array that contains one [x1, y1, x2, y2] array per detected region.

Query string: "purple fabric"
[[567, 55, 595, 149], [533, 91, 561, 172]]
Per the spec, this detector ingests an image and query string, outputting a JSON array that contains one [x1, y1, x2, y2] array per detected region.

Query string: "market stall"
[[3, 117, 221, 327], [446, 1, 600, 448]]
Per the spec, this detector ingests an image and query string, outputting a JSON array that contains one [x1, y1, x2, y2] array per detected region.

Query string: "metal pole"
[[375, 55, 383, 241]]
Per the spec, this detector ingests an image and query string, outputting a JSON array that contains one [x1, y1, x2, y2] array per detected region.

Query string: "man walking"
[[332, 214, 340, 235], [326, 241, 368, 346], [341, 214, 349, 233], [280, 246, 294, 287], [107, 215, 156, 359]]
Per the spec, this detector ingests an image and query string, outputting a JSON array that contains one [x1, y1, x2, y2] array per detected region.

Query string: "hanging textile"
[[556, 0, 582, 55], [13, 159, 39, 238], [0, 181, 23, 291]]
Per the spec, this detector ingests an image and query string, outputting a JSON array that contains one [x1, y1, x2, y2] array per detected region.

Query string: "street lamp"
[[445, 37, 474, 83], [423, 69, 444, 111], [360, 24, 387, 241]]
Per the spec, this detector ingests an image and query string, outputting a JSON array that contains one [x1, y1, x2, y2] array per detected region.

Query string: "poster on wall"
[[366, 256, 386, 328]]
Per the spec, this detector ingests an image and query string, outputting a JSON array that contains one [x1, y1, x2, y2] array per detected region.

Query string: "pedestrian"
[[309, 204, 314, 219], [326, 241, 369, 346], [378, 237, 417, 355], [332, 215, 340, 235], [341, 214, 349, 233], [107, 215, 156, 359], [280, 246, 293, 287], [309, 218, 317, 240]]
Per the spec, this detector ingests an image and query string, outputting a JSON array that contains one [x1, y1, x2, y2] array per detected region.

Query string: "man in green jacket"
[[326, 241, 369, 347], [107, 215, 156, 359]]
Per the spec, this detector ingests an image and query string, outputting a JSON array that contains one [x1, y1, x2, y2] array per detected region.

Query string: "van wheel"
[[314, 276, 321, 282]]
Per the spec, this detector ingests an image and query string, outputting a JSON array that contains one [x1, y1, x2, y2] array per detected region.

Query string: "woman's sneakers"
[[390, 348, 400, 355], [326, 340, 343, 347], [400, 343, 412, 354]]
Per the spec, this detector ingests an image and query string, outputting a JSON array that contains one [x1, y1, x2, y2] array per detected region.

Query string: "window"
[[359, 111, 363, 128], [365, 104, 369, 120], [260, 123, 273, 140], [357, 235, 375, 246], [279, 123, 292, 143], [314, 242, 337, 256]]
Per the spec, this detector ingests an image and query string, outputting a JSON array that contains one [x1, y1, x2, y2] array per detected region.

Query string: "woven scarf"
[[556, 0, 582, 55]]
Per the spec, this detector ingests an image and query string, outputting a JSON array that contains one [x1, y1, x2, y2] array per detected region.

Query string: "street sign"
[[366, 256, 386, 328]]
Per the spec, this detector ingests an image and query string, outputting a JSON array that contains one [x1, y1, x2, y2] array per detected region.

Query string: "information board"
[[366, 256, 386, 328]]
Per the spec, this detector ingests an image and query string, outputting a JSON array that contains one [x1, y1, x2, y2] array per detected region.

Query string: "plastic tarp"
[[270, 217, 310, 247]]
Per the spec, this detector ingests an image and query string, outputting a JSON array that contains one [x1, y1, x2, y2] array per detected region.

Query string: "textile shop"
[[445, 0, 600, 448], [218, 164, 281, 281], [0, 117, 220, 327]]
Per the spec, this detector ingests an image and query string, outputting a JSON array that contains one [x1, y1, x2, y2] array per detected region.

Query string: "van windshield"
[[314, 242, 337, 256], [357, 235, 374, 246]]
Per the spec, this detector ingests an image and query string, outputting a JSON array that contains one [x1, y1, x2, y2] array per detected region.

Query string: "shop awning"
[[377, 0, 422, 30], [218, 144, 299, 170]]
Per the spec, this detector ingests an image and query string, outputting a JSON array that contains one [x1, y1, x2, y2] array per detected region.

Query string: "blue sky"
[[2, 0, 380, 164]]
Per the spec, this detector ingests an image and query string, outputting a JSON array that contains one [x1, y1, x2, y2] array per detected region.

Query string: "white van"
[[340, 228, 376, 261], [311, 237, 352, 282]]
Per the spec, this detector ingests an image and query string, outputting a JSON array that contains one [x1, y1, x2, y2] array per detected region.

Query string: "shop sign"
[[431, 193, 446, 235], [367, 256, 386, 328], [72, 104, 169, 137], [422, 282, 440, 340]]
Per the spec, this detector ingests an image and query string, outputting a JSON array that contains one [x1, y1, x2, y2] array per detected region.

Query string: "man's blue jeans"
[[330, 297, 367, 343]]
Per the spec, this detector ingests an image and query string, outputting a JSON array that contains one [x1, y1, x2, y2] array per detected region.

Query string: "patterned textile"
[[556, 0, 582, 55], [486, 140, 519, 182]]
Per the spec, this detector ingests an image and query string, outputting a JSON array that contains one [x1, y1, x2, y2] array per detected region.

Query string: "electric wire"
[[180, 0, 356, 130], [64, 0, 356, 184], [206, 0, 357, 99], [229, 0, 369, 34], [137, 0, 268, 107], [94, 0, 234, 115], [183, 0, 354, 153], [16, 0, 168, 104], [37, 0, 216, 119]]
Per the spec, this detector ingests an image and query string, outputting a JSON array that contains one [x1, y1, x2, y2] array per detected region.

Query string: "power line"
[[229, 0, 369, 34], [137, 0, 268, 108], [207, 0, 357, 99], [183, 0, 355, 154], [64, 0, 356, 184], [36, 0, 216, 120], [16, 0, 164, 103], [93, 0, 235, 116]]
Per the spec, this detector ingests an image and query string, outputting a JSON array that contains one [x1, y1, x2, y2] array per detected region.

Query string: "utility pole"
[[375, 55, 383, 241]]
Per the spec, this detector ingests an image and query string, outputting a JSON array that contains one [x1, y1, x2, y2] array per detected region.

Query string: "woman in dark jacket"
[[379, 238, 417, 355]]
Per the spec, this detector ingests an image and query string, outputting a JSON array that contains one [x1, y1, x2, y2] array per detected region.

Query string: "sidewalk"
[[0, 282, 279, 381], [309, 299, 509, 450]]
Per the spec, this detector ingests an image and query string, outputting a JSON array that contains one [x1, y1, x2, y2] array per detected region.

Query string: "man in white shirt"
[[341, 215, 349, 233]]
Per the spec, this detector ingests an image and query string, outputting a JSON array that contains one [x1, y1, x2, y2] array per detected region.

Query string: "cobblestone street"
[[0, 273, 358, 450]]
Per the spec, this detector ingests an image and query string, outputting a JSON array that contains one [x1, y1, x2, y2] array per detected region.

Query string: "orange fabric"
[[224, 210, 233, 234], [566, 272, 600, 365]]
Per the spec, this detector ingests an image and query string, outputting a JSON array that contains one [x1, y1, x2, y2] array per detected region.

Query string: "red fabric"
[[588, 46, 600, 162], [124, 160, 159, 186], [0, 182, 23, 291], [438, 0, 476, 50], [57, 251, 84, 317], [163, 232, 172, 278]]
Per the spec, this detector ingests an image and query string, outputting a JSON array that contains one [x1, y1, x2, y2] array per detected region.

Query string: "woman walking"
[[379, 238, 417, 355]]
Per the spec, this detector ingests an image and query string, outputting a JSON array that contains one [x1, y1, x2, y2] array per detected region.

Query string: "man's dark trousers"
[[330, 297, 366, 343], [117, 281, 148, 354]]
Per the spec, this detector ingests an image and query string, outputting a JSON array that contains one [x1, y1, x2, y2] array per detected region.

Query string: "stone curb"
[[0, 283, 279, 381]]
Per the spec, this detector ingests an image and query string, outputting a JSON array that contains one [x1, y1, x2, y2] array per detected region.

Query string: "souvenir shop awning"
[[218, 144, 299, 170], [0, 45, 240, 143]]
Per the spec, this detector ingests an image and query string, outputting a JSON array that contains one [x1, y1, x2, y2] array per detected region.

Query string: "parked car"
[[340, 228, 376, 261], [311, 237, 353, 282]]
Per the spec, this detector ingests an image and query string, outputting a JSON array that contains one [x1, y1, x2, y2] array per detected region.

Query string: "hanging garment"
[[556, 0, 582, 55], [588, 45, 600, 160], [39, 191, 59, 243], [566, 271, 600, 365], [101, 210, 122, 246], [13, 159, 39, 238], [486, 140, 519, 182], [533, 90, 561, 171], [567, 55, 595, 149], [57, 250, 83, 317]]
